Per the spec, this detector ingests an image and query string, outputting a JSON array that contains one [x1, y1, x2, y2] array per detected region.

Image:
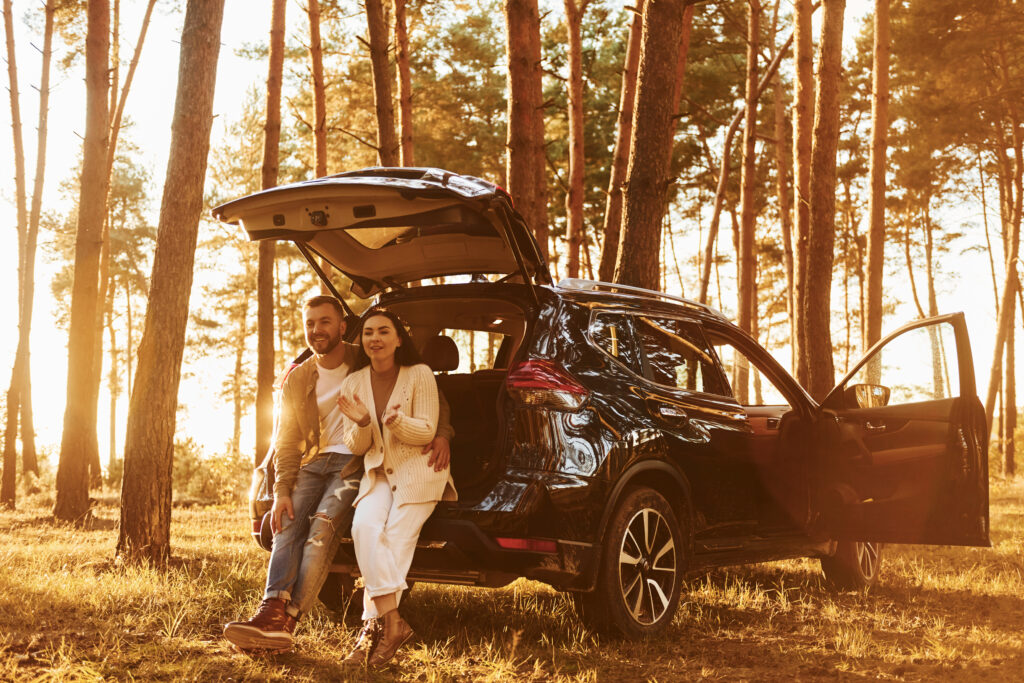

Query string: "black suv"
[[214, 167, 989, 638]]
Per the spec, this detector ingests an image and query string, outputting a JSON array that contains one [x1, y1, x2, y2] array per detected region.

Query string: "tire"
[[819, 541, 883, 591], [318, 573, 363, 622], [574, 487, 686, 639]]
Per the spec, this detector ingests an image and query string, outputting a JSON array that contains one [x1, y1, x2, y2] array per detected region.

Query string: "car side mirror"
[[845, 383, 890, 408]]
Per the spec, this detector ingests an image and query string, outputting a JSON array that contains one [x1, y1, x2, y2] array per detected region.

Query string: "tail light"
[[506, 359, 589, 410], [495, 537, 558, 553]]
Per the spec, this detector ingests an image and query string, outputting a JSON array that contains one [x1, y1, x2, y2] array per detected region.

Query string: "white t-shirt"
[[317, 361, 353, 454]]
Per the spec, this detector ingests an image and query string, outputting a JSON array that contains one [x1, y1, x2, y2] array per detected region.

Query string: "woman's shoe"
[[367, 609, 414, 667], [342, 617, 381, 666]]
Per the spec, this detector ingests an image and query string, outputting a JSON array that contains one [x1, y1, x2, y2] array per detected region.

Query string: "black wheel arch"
[[579, 459, 696, 591]]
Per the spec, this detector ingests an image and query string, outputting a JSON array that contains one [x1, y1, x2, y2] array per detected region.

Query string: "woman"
[[336, 307, 456, 667]]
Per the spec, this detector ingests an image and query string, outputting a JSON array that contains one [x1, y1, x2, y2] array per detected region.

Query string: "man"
[[223, 295, 453, 651]]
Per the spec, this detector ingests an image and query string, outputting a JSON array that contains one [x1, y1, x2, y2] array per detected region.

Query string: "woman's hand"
[[382, 403, 403, 427], [338, 393, 370, 426]]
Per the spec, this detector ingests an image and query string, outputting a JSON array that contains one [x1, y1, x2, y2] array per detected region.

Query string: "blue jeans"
[[263, 452, 361, 618]]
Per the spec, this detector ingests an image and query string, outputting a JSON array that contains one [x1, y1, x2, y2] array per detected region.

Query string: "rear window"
[[636, 316, 726, 395], [589, 312, 642, 375]]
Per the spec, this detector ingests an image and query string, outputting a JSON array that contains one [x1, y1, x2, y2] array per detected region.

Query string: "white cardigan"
[[340, 363, 457, 507]]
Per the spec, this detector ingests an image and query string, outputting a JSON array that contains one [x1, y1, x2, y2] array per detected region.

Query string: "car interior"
[[383, 297, 528, 495]]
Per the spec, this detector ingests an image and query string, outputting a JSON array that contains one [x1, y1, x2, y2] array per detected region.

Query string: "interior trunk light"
[[495, 537, 558, 553], [506, 359, 589, 410]]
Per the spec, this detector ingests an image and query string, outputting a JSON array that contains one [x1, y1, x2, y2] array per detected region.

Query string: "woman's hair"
[[353, 306, 424, 369]]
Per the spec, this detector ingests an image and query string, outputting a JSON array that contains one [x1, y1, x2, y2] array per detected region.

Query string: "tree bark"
[[1006, 303, 1017, 476], [256, 0, 286, 468], [308, 0, 327, 176], [736, 0, 761, 404], [614, 0, 693, 289], [697, 30, 793, 305], [770, 1, 794, 371], [54, 0, 110, 522], [792, 0, 813, 386], [1, 0, 27, 507], [564, 0, 589, 279], [803, 0, 845, 401], [116, 0, 225, 566], [505, 0, 548, 260], [394, 0, 414, 166], [366, 0, 398, 165], [864, 0, 889, 353], [598, 0, 644, 282], [985, 111, 1023, 429]]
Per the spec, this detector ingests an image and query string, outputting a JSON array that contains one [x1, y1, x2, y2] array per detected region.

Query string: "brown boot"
[[342, 617, 381, 667], [223, 598, 297, 651], [367, 609, 414, 668]]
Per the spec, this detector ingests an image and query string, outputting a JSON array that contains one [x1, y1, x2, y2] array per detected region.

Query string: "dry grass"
[[1, 478, 1022, 681]]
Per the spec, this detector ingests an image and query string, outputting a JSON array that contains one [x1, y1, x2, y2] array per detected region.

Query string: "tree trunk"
[[1006, 303, 1017, 477], [803, 0, 845, 401], [505, 0, 548, 260], [366, 0, 398, 165], [736, 0, 761, 404], [598, 0, 644, 282], [564, 0, 588, 279], [864, 0, 889, 354], [308, 0, 327, 176], [770, 2, 794, 371], [88, 0, 159, 487], [697, 30, 793, 304], [985, 110, 1023, 429], [2, 0, 28, 507], [395, 0, 414, 166], [54, 0, 110, 522], [108, 296, 118, 474], [116, 0, 225, 566], [614, 0, 693, 289], [256, 0, 286, 468], [792, 0, 813, 386]]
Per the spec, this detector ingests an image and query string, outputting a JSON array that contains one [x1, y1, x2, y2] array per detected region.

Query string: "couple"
[[223, 295, 456, 668]]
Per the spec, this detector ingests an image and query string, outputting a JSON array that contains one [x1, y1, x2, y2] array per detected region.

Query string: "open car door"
[[816, 313, 989, 547]]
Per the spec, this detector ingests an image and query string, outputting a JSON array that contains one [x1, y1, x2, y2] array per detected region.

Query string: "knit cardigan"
[[340, 363, 457, 507]]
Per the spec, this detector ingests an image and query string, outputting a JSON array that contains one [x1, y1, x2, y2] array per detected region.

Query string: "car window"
[[635, 316, 726, 395], [845, 321, 959, 404], [589, 313, 642, 375], [439, 329, 509, 372], [712, 341, 791, 407]]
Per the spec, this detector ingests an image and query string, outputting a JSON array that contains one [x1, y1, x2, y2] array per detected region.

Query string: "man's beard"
[[309, 329, 342, 355]]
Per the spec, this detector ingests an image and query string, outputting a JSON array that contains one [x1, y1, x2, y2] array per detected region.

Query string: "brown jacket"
[[273, 344, 455, 497]]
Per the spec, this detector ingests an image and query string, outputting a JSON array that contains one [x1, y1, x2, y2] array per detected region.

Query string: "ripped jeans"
[[263, 451, 361, 618]]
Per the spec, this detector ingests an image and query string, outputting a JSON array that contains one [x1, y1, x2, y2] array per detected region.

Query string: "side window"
[[845, 321, 959, 405], [635, 316, 726, 395], [711, 340, 792, 407], [589, 313, 642, 375]]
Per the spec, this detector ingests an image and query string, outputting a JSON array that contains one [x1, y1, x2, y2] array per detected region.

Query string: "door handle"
[[865, 420, 886, 433], [658, 404, 688, 420]]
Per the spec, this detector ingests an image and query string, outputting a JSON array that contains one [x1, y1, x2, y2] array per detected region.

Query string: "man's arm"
[[272, 374, 306, 499], [425, 386, 454, 471]]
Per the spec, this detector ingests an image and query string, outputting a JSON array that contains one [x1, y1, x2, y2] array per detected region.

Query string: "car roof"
[[552, 279, 730, 324]]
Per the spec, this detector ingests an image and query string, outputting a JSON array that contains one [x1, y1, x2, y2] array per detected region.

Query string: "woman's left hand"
[[382, 403, 403, 426]]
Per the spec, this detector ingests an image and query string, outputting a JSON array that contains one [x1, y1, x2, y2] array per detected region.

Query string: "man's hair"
[[304, 295, 345, 319]]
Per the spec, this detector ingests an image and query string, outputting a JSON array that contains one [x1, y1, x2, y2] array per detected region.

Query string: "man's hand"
[[271, 495, 294, 534], [424, 435, 451, 472]]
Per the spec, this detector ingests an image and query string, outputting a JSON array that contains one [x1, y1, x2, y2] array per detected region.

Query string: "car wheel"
[[819, 541, 882, 591], [575, 487, 685, 639], [318, 573, 363, 622]]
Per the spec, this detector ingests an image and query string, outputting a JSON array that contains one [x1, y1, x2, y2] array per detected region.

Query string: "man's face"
[[304, 304, 344, 356]]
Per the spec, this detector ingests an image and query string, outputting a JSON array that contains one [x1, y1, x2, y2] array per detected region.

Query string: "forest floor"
[[0, 478, 1022, 682]]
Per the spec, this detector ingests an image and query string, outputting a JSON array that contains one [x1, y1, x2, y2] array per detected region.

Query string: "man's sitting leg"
[[223, 458, 334, 650]]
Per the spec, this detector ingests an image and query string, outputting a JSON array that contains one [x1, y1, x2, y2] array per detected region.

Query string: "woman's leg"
[[376, 500, 437, 610], [350, 477, 394, 620]]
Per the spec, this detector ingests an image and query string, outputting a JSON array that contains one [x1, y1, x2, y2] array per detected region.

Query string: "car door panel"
[[818, 314, 989, 547]]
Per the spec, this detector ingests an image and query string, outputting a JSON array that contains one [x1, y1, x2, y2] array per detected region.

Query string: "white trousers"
[[351, 476, 436, 619]]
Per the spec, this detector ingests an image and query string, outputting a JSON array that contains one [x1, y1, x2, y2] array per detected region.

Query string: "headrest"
[[422, 335, 459, 372]]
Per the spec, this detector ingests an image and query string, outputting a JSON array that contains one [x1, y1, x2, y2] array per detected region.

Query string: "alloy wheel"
[[617, 507, 677, 625], [855, 541, 880, 580]]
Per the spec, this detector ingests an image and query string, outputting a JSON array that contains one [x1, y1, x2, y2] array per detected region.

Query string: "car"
[[212, 167, 990, 638]]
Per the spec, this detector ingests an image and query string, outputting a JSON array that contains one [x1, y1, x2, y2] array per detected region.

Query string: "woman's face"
[[362, 314, 401, 364]]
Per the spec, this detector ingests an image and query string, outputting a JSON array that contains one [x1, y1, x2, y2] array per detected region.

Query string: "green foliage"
[[171, 438, 250, 504]]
